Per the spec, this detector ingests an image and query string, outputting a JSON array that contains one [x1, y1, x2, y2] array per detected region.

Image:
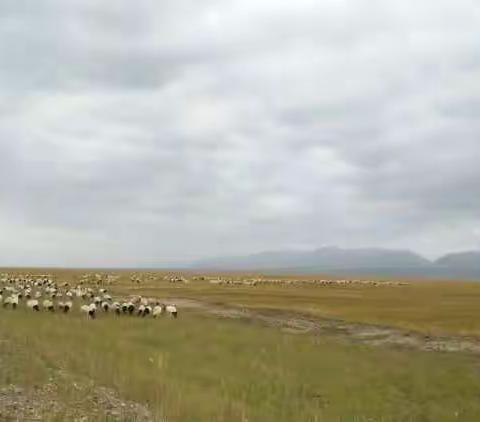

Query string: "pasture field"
[[114, 272, 480, 336], [2, 269, 480, 421]]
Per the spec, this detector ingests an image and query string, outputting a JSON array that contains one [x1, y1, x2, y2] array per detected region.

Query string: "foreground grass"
[[2, 307, 480, 421]]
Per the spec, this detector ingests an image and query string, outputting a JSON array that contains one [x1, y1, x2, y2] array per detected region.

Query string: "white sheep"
[[166, 304, 178, 318], [4, 295, 19, 309], [58, 300, 72, 313], [81, 303, 97, 319], [152, 304, 165, 318], [43, 299, 54, 312], [27, 299, 40, 311], [112, 302, 121, 315]]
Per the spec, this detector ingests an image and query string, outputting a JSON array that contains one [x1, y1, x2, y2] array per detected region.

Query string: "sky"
[[0, 0, 479, 267]]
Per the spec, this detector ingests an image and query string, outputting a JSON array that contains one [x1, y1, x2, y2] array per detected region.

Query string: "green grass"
[[2, 306, 480, 421], [116, 278, 480, 336], [6, 268, 480, 335]]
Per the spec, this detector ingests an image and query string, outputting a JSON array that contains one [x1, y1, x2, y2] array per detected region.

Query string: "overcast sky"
[[0, 0, 479, 267]]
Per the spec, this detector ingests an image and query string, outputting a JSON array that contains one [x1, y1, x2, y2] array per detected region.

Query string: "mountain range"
[[189, 247, 480, 280]]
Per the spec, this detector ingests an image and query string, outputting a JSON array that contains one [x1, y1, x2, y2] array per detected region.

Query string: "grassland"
[[2, 269, 480, 421], [115, 275, 480, 336], [3, 304, 480, 421]]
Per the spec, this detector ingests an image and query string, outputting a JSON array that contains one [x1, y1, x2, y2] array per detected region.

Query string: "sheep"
[[93, 296, 102, 306], [112, 302, 121, 315], [4, 295, 19, 309], [58, 300, 72, 313], [152, 305, 164, 318], [81, 303, 96, 319], [26, 299, 40, 311], [165, 304, 178, 318], [137, 304, 146, 317], [101, 301, 110, 312], [10, 295, 19, 309], [43, 299, 55, 312], [88, 303, 97, 318]]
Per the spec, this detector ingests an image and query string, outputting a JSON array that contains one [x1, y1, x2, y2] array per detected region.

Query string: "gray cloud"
[[0, 0, 479, 266]]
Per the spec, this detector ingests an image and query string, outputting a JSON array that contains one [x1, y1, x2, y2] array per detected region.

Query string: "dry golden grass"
[[2, 305, 480, 421], [111, 273, 480, 336], [2, 268, 480, 421]]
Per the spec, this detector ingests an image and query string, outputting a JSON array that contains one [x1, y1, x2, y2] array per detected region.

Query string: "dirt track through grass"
[[167, 297, 480, 355]]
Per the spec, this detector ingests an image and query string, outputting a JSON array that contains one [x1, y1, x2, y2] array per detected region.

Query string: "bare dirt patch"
[[0, 372, 153, 421]]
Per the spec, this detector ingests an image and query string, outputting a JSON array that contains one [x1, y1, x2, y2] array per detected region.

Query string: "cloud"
[[0, 0, 479, 265]]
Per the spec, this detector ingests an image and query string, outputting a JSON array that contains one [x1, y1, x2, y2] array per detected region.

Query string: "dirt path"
[[169, 298, 480, 355]]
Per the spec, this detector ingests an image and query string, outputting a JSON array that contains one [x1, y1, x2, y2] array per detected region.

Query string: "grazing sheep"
[[101, 301, 110, 312], [43, 299, 54, 312], [26, 299, 40, 311], [137, 305, 146, 317], [81, 303, 97, 319], [58, 300, 72, 313], [112, 302, 121, 315], [166, 304, 178, 318], [3, 295, 19, 309], [152, 305, 164, 318]]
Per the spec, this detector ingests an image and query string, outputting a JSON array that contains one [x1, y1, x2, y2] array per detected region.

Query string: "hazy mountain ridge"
[[190, 247, 480, 279], [435, 251, 480, 268]]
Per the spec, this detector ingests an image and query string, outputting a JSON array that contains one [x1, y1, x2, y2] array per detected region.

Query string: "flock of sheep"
[[0, 274, 178, 320], [125, 271, 409, 288], [208, 277, 409, 287]]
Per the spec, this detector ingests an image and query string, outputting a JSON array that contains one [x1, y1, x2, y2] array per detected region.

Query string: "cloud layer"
[[0, 0, 479, 266]]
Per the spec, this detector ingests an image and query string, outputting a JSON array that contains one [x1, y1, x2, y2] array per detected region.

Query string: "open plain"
[[2, 269, 480, 421]]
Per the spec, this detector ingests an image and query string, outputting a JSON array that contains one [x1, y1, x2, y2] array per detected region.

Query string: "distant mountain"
[[191, 246, 430, 272], [189, 247, 480, 280], [435, 251, 480, 269]]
